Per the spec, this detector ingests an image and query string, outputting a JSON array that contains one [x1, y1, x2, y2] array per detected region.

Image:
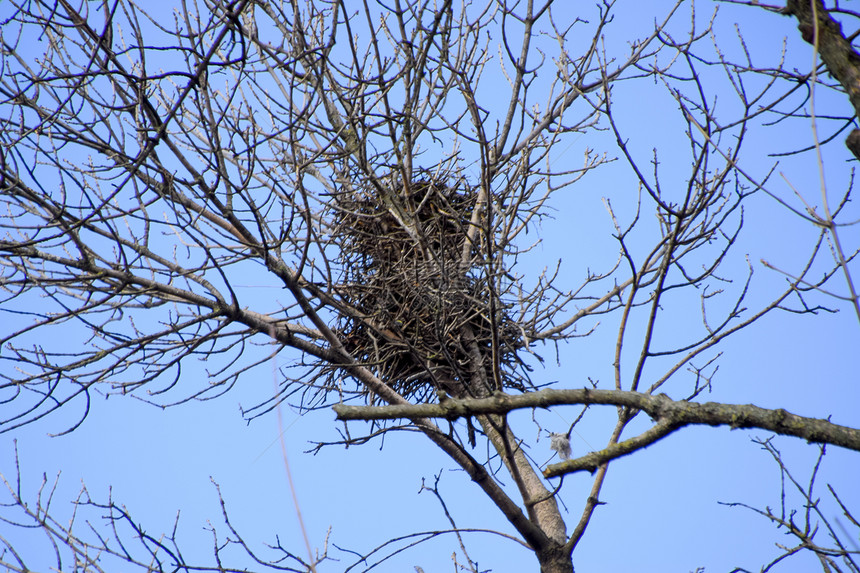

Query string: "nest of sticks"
[[330, 177, 527, 402]]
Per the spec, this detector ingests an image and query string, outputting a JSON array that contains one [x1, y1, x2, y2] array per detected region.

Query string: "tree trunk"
[[536, 545, 575, 573]]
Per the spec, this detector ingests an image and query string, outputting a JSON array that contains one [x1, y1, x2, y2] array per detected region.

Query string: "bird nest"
[[330, 176, 527, 402]]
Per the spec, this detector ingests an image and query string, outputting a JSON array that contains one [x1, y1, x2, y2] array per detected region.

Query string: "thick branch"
[[785, 0, 860, 119], [784, 0, 860, 158], [333, 389, 860, 475]]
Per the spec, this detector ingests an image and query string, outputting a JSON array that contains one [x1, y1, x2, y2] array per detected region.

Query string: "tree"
[[0, 1, 858, 572]]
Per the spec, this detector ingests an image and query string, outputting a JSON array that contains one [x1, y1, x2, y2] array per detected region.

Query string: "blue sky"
[[1, 1, 858, 572]]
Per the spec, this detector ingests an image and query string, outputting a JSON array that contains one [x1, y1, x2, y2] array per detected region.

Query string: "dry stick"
[[270, 326, 317, 572], [682, 105, 858, 321], [807, 0, 860, 324]]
